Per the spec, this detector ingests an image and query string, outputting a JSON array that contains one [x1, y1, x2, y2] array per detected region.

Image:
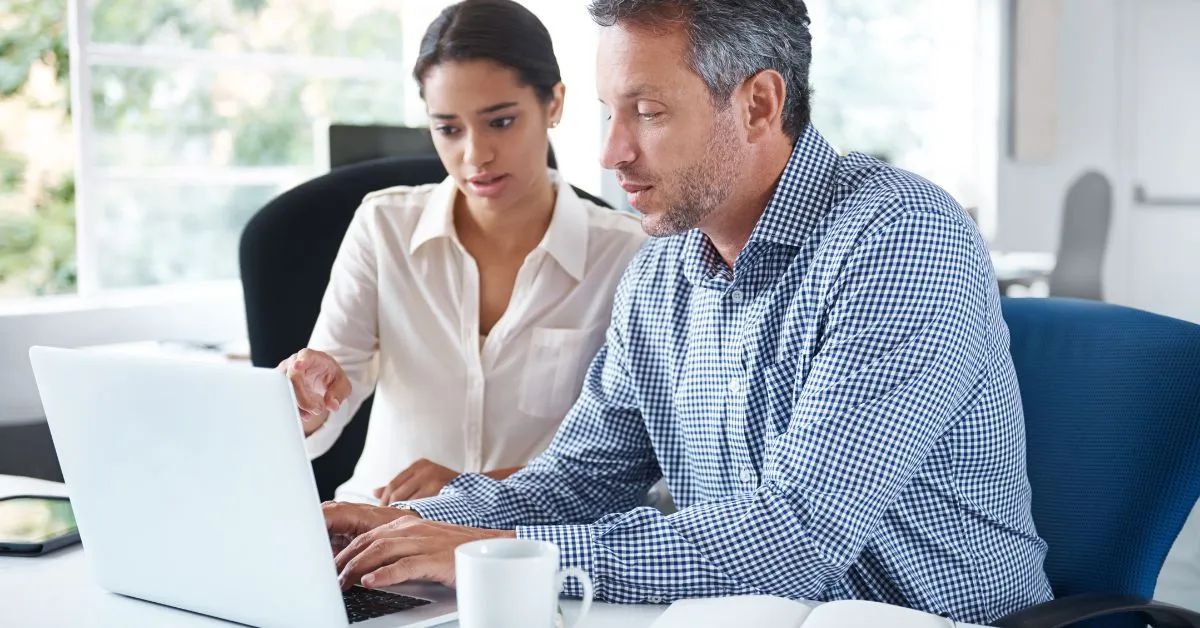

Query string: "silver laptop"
[[29, 346, 458, 628]]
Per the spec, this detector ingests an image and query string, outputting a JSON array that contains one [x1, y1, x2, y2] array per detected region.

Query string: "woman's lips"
[[466, 173, 511, 198]]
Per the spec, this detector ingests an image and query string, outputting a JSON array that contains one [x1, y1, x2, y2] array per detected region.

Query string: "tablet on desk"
[[0, 495, 81, 555]]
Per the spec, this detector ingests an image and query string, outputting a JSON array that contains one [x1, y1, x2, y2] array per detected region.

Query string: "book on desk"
[[651, 595, 988, 628]]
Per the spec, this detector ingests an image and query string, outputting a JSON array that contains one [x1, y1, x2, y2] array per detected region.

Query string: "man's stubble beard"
[[640, 109, 744, 237]]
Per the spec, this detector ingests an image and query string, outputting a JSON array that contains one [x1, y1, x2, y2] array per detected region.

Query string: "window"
[[807, 0, 1000, 237], [1, 0, 606, 302], [0, 0, 412, 299], [78, 0, 414, 292], [0, 0, 999, 300]]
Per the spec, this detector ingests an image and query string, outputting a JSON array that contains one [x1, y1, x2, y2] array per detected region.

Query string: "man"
[[322, 0, 1053, 623]]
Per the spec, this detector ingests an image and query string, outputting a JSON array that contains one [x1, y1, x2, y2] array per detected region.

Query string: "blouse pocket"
[[519, 327, 603, 419]]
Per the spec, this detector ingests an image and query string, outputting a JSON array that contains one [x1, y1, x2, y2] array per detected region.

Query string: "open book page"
[[651, 596, 992, 628], [807, 600, 957, 627], [650, 595, 816, 628]]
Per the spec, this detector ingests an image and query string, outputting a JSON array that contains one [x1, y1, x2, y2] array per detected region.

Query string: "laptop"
[[28, 346, 458, 628]]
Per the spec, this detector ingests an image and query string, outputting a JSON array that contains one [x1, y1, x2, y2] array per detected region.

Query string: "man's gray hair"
[[588, 0, 813, 139]]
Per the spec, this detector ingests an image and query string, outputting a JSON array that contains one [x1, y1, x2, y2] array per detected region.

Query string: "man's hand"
[[322, 501, 418, 553], [373, 458, 460, 505], [332, 516, 515, 590]]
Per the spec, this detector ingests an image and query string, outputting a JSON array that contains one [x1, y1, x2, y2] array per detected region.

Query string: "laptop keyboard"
[[343, 586, 433, 623]]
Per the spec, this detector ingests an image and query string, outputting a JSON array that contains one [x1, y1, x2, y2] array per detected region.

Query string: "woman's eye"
[[490, 116, 516, 129], [435, 126, 460, 137]]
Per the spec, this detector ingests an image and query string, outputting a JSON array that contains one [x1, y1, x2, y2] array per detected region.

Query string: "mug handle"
[[554, 567, 593, 628]]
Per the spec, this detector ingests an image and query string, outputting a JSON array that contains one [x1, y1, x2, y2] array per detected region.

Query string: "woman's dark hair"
[[413, 0, 562, 104]]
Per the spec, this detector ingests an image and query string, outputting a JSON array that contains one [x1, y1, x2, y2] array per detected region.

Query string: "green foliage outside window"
[[0, 0, 408, 296], [0, 0, 75, 297]]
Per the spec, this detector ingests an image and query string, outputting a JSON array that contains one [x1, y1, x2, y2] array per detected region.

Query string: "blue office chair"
[[995, 298, 1200, 628]]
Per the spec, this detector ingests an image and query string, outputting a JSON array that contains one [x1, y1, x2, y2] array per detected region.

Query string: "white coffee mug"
[[455, 538, 594, 628]]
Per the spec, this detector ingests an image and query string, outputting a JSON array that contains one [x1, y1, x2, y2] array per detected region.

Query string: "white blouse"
[[304, 171, 646, 502]]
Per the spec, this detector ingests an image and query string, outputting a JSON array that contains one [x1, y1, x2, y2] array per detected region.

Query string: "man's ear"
[[739, 69, 787, 143]]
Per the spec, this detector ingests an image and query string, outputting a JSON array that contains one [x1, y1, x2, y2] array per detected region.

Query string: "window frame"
[[0, 0, 413, 420], [67, 0, 411, 296]]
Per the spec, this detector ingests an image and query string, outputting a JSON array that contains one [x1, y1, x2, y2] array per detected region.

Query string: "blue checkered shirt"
[[402, 126, 1053, 624]]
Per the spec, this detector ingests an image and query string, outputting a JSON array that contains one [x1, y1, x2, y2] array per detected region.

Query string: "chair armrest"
[[992, 593, 1200, 628]]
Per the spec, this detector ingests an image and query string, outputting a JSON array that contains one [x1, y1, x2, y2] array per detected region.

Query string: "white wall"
[[0, 286, 245, 423], [993, 0, 1121, 269], [995, 0, 1200, 323]]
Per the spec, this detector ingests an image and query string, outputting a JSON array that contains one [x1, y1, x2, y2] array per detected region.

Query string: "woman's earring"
[[550, 120, 559, 128]]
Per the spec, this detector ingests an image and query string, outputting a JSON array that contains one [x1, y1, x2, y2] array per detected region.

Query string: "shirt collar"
[[409, 170, 589, 282], [537, 171, 589, 282], [748, 124, 840, 249], [409, 176, 458, 254], [680, 125, 840, 286]]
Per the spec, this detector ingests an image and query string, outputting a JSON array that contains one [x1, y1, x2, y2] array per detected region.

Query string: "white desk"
[[0, 475, 667, 627], [989, 251, 1055, 296]]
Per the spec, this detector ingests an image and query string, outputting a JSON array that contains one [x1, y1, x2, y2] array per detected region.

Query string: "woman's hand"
[[278, 348, 351, 436], [374, 459, 460, 505]]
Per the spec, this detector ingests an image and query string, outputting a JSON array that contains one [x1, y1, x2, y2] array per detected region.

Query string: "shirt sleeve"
[[399, 263, 663, 528], [304, 202, 382, 459], [510, 208, 997, 603]]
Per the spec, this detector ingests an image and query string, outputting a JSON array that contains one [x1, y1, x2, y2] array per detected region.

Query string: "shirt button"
[[740, 466, 755, 485], [728, 378, 742, 394], [648, 596, 663, 604], [730, 290, 744, 303]]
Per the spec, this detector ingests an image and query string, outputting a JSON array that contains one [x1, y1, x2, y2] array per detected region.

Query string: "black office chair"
[[240, 154, 609, 500], [328, 124, 437, 168], [328, 123, 566, 173]]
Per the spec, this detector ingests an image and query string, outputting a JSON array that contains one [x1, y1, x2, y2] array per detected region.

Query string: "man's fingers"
[[335, 523, 393, 572], [324, 502, 367, 538], [335, 519, 424, 573], [323, 503, 348, 535], [330, 533, 353, 555], [362, 556, 437, 589], [339, 538, 425, 589]]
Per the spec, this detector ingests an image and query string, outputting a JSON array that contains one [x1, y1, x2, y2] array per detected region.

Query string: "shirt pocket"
[[759, 360, 796, 438], [519, 327, 603, 419]]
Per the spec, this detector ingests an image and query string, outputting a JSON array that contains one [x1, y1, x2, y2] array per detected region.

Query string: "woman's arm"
[[303, 203, 382, 458]]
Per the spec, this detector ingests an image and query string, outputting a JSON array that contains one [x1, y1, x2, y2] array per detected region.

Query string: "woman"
[[281, 0, 645, 505]]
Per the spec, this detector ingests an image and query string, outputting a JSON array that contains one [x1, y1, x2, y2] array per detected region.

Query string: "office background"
[[2, 0, 1198, 614]]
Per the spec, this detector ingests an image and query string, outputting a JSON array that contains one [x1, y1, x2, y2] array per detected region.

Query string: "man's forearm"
[[517, 504, 762, 603], [401, 459, 628, 530]]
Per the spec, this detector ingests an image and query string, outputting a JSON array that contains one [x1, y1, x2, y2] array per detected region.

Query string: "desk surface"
[[0, 475, 667, 628]]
